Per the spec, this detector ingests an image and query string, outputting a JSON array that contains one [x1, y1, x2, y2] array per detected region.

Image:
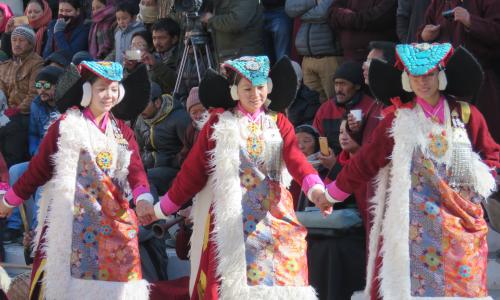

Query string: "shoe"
[[2, 228, 22, 244]]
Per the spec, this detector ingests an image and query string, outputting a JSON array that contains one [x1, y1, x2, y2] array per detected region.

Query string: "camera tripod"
[[173, 17, 216, 95]]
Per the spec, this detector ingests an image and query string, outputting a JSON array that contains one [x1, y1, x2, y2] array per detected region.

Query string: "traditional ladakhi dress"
[[5, 108, 151, 300], [329, 98, 500, 300], [160, 106, 320, 300]]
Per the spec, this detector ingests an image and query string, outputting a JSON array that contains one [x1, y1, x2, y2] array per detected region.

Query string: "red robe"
[[334, 99, 499, 299], [11, 115, 149, 199]]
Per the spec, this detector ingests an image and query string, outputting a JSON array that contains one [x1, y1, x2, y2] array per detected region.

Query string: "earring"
[[117, 84, 125, 103], [438, 70, 447, 91], [230, 85, 239, 101], [267, 78, 273, 93], [401, 71, 413, 92], [80, 82, 92, 107]]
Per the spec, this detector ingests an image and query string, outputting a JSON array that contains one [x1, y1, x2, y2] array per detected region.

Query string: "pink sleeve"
[[132, 185, 149, 204], [301, 174, 323, 195], [4, 188, 24, 207], [326, 181, 351, 202], [159, 192, 181, 215]]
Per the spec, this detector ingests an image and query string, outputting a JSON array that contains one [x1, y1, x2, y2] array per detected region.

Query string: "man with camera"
[[419, 0, 500, 143]]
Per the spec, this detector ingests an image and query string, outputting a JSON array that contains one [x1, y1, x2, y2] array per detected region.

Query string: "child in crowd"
[[111, 1, 144, 64]]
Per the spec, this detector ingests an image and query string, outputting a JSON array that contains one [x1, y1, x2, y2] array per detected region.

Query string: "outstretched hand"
[[136, 201, 157, 226], [0, 195, 13, 218]]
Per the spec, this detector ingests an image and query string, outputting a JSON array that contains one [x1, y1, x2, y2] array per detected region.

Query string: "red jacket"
[[328, 0, 398, 62]]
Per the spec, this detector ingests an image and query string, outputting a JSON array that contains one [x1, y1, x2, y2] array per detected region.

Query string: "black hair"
[[58, 0, 81, 10], [151, 17, 180, 38], [295, 125, 320, 153], [131, 30, 154, 52], [95, 0, 107, 5], [116, 1, 139, 16], [368, 41, 397, 65]]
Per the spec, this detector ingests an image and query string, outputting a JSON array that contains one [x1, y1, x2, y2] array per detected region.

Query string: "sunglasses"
[[34, 82, 52, 90]]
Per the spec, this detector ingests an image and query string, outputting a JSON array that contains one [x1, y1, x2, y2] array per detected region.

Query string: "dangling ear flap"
[[267, 77, 273, 93], [117, 83, 125, 103], [80, 82, 92, 107], [438, 70, 448, 91], [401, 71, 413, 92], [230, 85, 239, 101]]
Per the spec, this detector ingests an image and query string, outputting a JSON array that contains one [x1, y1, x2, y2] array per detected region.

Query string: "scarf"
[[0, 4, 13, 33], [138, 4, 158, 24], [26, 0, 52, 55], [89, 5, 116, 59], [144, 96, 174, 126]]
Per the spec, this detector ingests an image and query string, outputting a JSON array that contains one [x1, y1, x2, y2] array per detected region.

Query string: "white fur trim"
[[188, 181, 213, 296], [187, 111, 317, 299], [81, 82, 92, 107], [153, 202, 168, 220], [402, 71, 413, 92], [363, 165, 390, 297], [363, 103, 495, 299], [35, 109, 148, 299]]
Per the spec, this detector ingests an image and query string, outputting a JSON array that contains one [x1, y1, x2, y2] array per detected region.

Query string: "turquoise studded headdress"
[[367, 44, 484, 105], [78, 61, 124, 82], [223, 56, 271, 86]]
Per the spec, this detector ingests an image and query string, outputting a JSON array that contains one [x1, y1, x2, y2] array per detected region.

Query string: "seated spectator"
[[312, 62, 382, 155], [88, 0, 116, 59], [136, 18, 180, 94], [112, 1, 144, 64], [134, 82, 190, 200], [138, 0, 159, 32], [200, 0, 264, 62], [4, 65, 63, 245], [262, 0, 292, 64], [44, 49, 72, 68], [43, 0, 91, 59], [26, 0, 53, 55], [177, 86, 208, 165], [123, 30, 153, 74], [328, 0, 398, 62], [396, 0, 431, 42], [287, 61, 321, 127], [0, 25, 43, 115], [286, 0, 342, 102]]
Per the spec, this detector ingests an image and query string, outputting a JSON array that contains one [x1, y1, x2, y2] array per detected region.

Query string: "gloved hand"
[[54, 18, 68, 33]]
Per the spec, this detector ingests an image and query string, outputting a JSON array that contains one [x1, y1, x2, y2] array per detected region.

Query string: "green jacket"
[[207, 0, 264, 62]]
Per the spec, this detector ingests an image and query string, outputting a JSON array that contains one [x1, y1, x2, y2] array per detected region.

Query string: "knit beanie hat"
[[12, 25, 36, 45], [150, 82, 163, 101], [36, 66, 64, 84], [186, 87, 201, 112], [333, 61, 364, 86], [44, 50, 72, 67]]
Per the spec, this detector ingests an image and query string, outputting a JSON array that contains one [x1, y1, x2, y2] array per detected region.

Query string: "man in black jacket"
[[134, 82, 191, 199]]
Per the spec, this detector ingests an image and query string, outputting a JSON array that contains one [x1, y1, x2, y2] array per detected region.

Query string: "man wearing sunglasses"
[[2, 66, 63, 246]]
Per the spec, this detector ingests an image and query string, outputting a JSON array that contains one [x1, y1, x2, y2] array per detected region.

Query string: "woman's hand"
[[310, 189, 333, 215], [318, 148, 336, 170], [421, 24, 441, 42], [5, 18, 15, 33], [136, 200, 157, 226]]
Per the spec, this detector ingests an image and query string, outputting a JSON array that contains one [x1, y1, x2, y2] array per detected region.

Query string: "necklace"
[[85, 117, 115, 173]]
